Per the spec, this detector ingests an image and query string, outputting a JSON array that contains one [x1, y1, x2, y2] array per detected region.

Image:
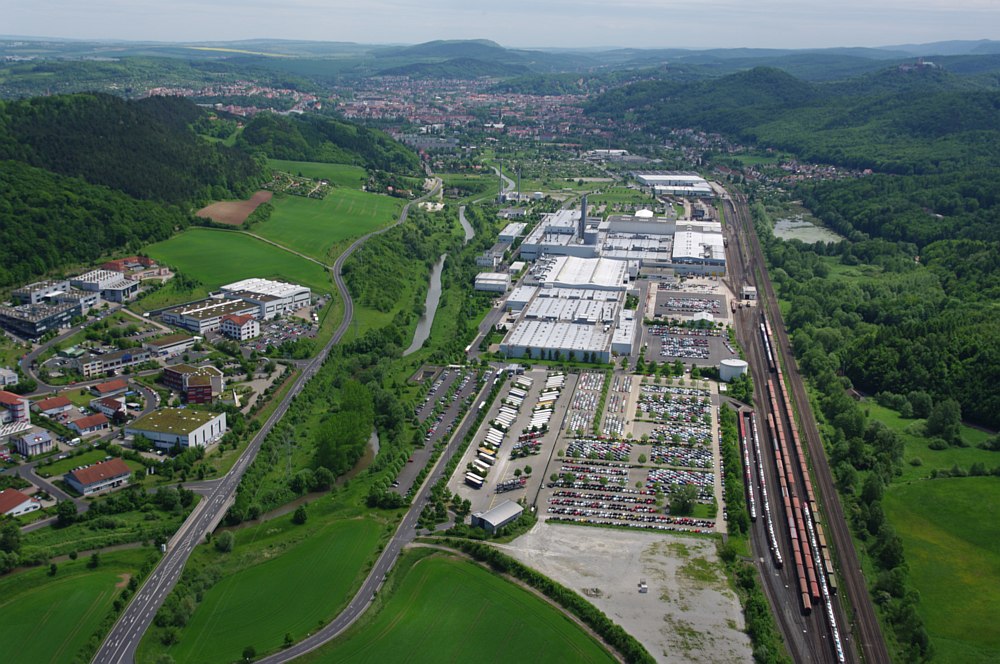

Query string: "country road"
[[92, 178, 441, 664]]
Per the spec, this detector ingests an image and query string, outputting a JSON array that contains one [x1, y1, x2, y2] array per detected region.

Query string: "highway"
[[724, 190, 889, 664], [92, 178, 441, 664]]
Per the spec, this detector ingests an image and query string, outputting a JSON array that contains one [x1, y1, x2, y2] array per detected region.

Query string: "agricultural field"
[[883, 478, 1000, 664], [301, 551, 615, 664], [257, 187, 404, 264], [196, 190, 272, 225], [144, 228, 333, 295], [0, 548, 155, 664], [145, 517, 382, 663], [269, 160, 367, 188]]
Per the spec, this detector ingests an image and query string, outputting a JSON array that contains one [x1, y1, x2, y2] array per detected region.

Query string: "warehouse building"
[[632, 171, 714, 198], [162, 298, 258, 334], [672, 227, 726, 275], [126, 408, 226, 450], [219, 278, 311, 319], [498, 222, 527, 242], [65, 458, 132, 496], [474, 273, 512, 293], [471, 500, 524, 534], [531, 256, 629, 292]]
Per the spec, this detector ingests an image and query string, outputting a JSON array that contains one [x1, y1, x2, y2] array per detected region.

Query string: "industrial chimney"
[[579, 195, 588, 240]]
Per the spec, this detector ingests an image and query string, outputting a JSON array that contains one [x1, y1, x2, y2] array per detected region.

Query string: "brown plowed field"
[[196, 190, 272, 225]]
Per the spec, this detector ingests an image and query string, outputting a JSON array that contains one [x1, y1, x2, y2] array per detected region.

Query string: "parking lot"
[[447, 368, 578, 516], [393, 367, 480, 496], [243, 316, 317, 353], [534, 372, 726, 535]]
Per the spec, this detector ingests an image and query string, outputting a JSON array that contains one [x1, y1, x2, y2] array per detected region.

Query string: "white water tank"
[[720, 358, 749, 382]]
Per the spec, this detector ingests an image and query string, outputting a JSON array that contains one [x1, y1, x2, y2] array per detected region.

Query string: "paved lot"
[[498, 523, 752, 664]]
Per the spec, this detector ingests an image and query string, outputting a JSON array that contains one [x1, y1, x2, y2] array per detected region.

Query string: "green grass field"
[[0, 549, 153, 664], [269, 160, 367, 188], [864, 402, 992, 482], [159, 517, 381, 663], [258, 187, 403, 264], [144, 228, 333, 294], [883, 478, 1000, 663], [302, 552, 615, 664]]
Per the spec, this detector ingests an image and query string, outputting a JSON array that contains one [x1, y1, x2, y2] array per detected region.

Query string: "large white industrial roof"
[[221, 278, 309, 298], [504, 320, 610, 354], [672, 231, 725, 261], [539, 256, 628, 290]]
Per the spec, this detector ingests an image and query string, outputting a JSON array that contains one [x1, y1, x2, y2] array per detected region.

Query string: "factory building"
[[498, 222, 528, 242], [219, 279, 311, 319], [162, 299, 258, 334], [672, 227, 726, 275], [632, 171, 714, 198]]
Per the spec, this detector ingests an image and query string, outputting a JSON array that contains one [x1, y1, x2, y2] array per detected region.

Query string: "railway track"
[[725, 190, 890, 664]]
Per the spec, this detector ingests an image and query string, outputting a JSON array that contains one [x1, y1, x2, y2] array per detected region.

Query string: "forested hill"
[[237, 113, 422, 175], [0, 93, 264, 204], [587, 65, 1000, 174], [0, 161, 185, 288]]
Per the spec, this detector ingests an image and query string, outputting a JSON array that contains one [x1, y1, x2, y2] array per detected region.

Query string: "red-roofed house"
[[64, 458, 131, 495], [0, 488, 41, 517], [90, 396, 127, 419], [220, 314, 260, 341], [33, 395, 73, 417], [69, 413, 109, 436], [90, 378, 128, 398]]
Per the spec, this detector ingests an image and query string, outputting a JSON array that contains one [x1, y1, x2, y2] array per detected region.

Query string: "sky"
[[5, 0, 1000, 50]]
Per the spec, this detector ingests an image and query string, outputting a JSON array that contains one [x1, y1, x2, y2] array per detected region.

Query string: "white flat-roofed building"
[[535, 256, 628, 291], [612, 309, 637, 355], [70, 270, 140, 302], [219, 279, 310, 319], [474, 273, 511, 293], [672, 229, 726, 274], [506, 285, 538, 311], [508, 261, 526, 274], [126, 408, 226, 450], [12, 280, 71, 305], [501, 320, 612, 363], [162, 299, 258, 334], [633, 171, 714, 198], [498, 222, 527, 242]]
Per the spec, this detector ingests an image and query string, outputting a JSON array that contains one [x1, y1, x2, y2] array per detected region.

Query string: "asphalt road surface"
[[92, 180, 441, 664]]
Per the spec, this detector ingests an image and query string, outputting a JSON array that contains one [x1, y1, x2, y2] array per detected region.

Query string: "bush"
[[214, 530, 235, 553]]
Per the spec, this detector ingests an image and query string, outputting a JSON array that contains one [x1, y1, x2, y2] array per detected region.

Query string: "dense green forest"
[[236, 113, 422, 175], [594, 65, 1000, 429], [0, 93, 264, 204], [0, 161, 186, 287]]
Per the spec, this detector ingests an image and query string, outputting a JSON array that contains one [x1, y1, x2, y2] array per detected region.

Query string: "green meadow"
[[0, 549, 154, 664], [883, 478, 1000, 663], [303, 551, 615, 664], [144, 228, 333, 294], [258, 180, 403, 264], [147, 517, 382, 663]]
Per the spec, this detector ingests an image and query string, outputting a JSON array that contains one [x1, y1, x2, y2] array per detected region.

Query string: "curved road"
[[92, 178, 441, 664]]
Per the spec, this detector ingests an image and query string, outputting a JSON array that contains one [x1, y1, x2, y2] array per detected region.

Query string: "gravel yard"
[[498, 523, 752, 664]]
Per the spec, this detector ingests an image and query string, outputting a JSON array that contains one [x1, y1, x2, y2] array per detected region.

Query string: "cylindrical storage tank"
[[720, 358, 749, 382]]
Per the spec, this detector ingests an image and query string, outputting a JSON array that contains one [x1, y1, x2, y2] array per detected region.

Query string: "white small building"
[[498, 222, 527, 242], [0, 367, 18, 387], [471, 500, 524, 534], [220, 314, 260, 341], [0, 489, 41, 517], [474, 273, 512, 293], [720, 358, 749, 382], [126, 408, 226, 450]]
